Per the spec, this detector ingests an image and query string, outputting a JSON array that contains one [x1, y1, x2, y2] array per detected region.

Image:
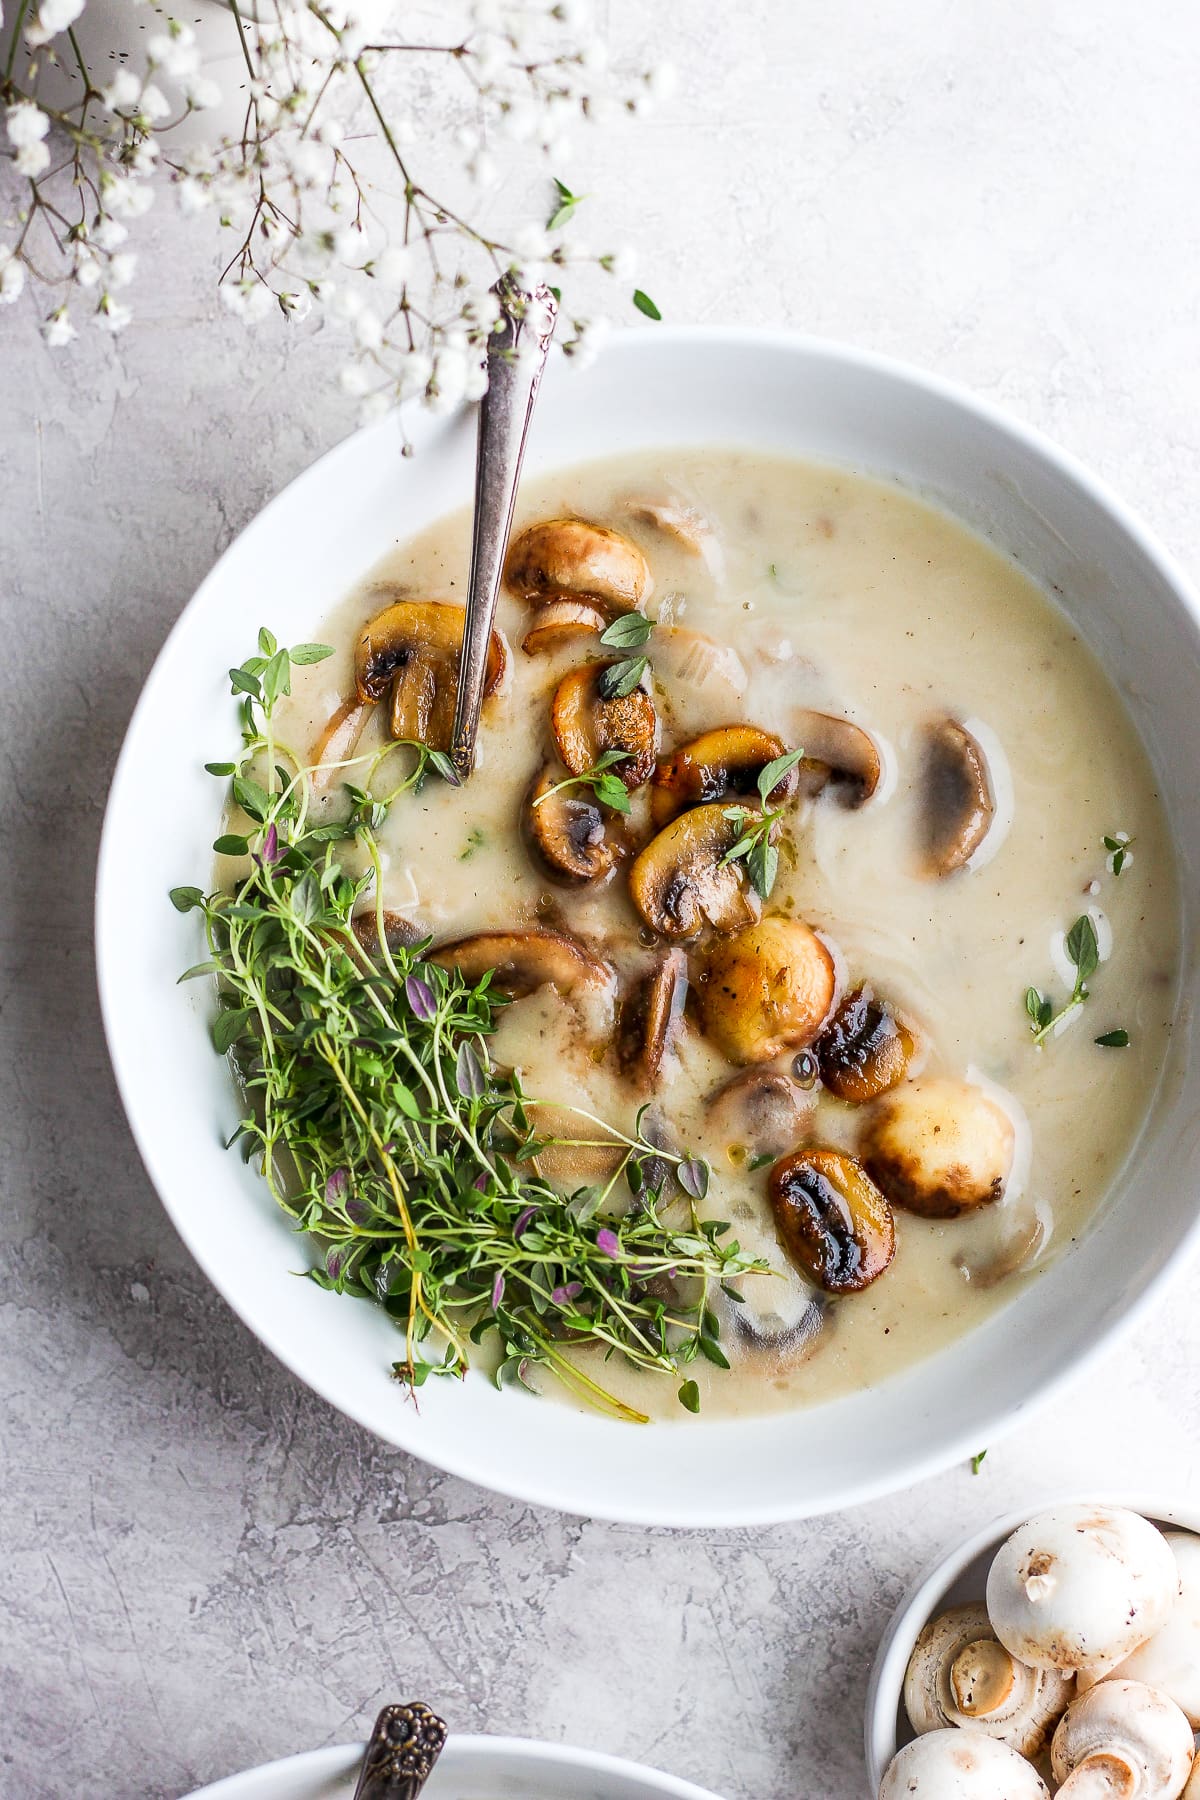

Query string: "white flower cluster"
[[1, 0, 670, 413]]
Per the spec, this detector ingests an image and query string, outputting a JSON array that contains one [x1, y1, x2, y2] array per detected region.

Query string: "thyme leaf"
[[718, 746, 805, 900], [597, 654, 649, 701], [531, 750, 633, 815], [1026, 913, 1101, 1046]]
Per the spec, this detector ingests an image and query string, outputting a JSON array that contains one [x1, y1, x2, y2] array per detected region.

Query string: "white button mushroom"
[[1080, 1532, 1200, 1727], [903, 1602, 1074, 1758], [1182, 1751, 1200, 1800], [987, 1505, 1180, 1673], [879, 1727, 1050, 1798], [1051, 1680, 1195, 1799]]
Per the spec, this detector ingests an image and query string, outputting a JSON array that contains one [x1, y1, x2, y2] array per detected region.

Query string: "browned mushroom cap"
[[815, 983, 916, 1103], [862, 1076, 1014, 1218], [354, 601, 507, 751], [523, 764, 619, 887], [922, 717, 994, 875], [309, 697, 371, 792], [793, 709, 882, 807], [351, 910, 423, 959], [521, 598, 607, 655], [429, 928, 612, 1002], [618, 949, 688, 1085], [551, 663, 659, 791], [650, 725, 799, 828], [698, 918, 837, 1064], [505, 518, 650, 615], [768, 1147, 896, 1294], [708, 1066, 816, 1160], [628, 802, 764, 939]]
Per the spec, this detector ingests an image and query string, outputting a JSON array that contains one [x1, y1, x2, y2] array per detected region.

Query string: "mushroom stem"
[[1055, 1756, 1141, 1800], [950, 1639, 1018, 1718], [1051, 1681, 1195, 1800]]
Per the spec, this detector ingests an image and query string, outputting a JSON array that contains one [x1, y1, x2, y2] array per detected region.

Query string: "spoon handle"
[[450, 275, 558, 780], [352, 1700, 448, 1800]]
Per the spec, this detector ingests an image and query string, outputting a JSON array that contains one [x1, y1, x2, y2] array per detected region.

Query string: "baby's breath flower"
[[182, 73, 222, 111], [600, 244, 636, 280], [6, 101, 51, 147], [176, 175, 210, 215], [371, 244, 414, 289], [107, 252, 138, 290], [100, 172, 155, 219], [23, 0, 84, 47], [15, 138, 50, 175], [136, 83, 172, 123], [278, 287, 312, 320], [101, 70, 142, 111], [2, 0, 656, 420], [92, 218, 129, 251], [41, 307, 77, 345], [147, 32, 198, 77], [0, 250, 26, 305], [354, 308, 383, 350], [96, 294, 133, 332]]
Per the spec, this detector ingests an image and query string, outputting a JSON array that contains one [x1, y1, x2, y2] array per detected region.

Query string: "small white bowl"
[[185, 1730, 728, 1800], [864, 1490, 1200, 1796], [97, 330, 1200, 1526]]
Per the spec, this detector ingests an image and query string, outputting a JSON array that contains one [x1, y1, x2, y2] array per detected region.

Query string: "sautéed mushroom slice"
[[628, 802, 765, 939], [505, 517, 650, 615], [922, 716, 994, 876], [523, 764, 622, 887], [617, 949, 689, 1086], [354, 598, 507, 752], [650, 724, 799, 827]]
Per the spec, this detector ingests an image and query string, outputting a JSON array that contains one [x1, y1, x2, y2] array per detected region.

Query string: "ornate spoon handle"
[[450, 274, 558, 780], [352, 1700, 448, 1800]]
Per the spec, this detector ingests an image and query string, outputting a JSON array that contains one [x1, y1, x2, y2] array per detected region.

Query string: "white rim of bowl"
[[95, 328, 1200, 1525], [187, 1730, 730, 1800], [863, 1488, 1200, 1796]]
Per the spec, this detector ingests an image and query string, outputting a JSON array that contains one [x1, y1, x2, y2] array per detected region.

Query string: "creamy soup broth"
[[270, 449, 1179, 1419]]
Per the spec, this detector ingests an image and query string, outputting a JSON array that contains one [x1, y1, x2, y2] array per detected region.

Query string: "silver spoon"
[[449, 274, 558, 780], [352, 1700, 448, 1800]]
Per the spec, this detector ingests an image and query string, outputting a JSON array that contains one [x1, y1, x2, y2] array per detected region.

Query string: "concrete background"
[[3, 2, 1200, 1795]]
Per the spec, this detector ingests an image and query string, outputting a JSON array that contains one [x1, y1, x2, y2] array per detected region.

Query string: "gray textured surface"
[[3, 3, 1200, 1797]]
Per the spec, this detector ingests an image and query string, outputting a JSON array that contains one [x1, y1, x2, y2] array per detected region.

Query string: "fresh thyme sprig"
[[1024, 913, 1100, 1045], [719, 748, 806, 901], [172, 633, 763, 1421], [533, 750, 634, 816], [596, 611, 654, 699]]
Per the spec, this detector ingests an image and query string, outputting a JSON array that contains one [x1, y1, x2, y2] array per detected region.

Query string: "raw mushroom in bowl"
[[879, 1728, 1050, 1798], [1077, 1532, 1200, 1724], [986, 1505, 1181, 1674], [1051, 1680, 1195, 1799], [903, 1602, 1073, 1758]]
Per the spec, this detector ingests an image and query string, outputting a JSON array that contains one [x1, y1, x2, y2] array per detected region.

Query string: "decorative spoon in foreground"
[[352, 1700, 448, 1800], [449, 273, 558, 781]]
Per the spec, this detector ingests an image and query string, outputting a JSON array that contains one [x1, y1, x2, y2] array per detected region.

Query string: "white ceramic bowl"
[[96, 329, 1200, 1526], [185, 1731, 726, 1800], [863, 1490, 1200, 1795]]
